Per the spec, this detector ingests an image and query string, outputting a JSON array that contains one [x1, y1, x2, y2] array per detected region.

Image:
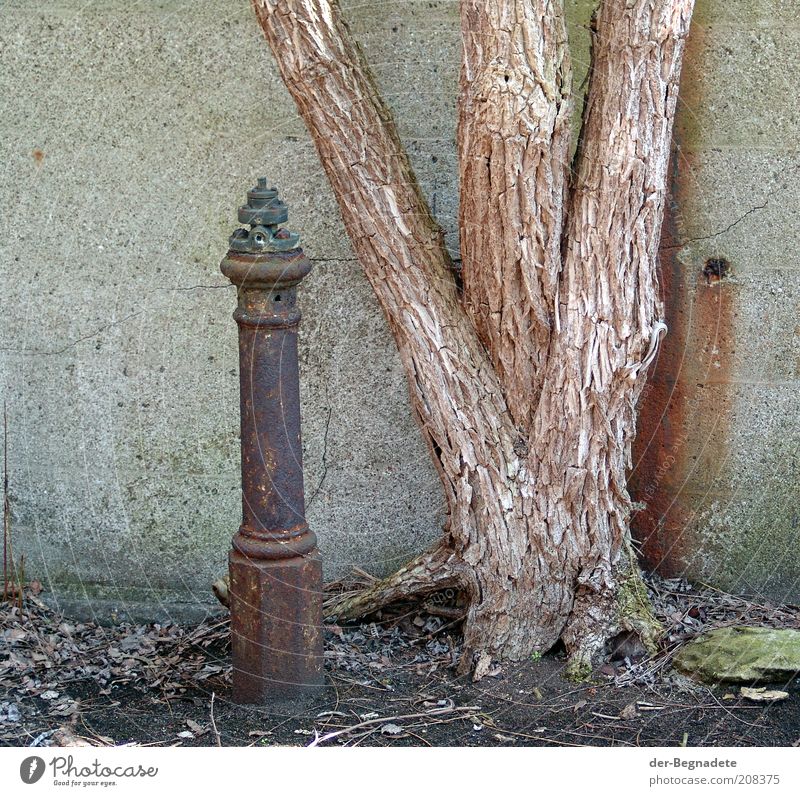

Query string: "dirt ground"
[[2, 575, 800, 748]]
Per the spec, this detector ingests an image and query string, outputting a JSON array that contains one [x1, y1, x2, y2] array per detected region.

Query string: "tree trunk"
[[251, 0, 695, 676]]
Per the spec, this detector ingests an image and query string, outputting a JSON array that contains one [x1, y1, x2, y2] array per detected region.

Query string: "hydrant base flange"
[[229, 550, 324, 704]]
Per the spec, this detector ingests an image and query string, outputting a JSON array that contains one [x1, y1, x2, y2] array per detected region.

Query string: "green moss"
[[565, 651, 594, 683], [617, 546, 662, 654]]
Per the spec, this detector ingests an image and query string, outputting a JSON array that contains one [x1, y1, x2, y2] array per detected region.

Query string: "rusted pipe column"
[[220, 178, 323, 703]]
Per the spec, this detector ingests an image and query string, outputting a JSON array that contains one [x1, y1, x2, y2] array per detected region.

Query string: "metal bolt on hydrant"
[[220, 178, 323, 703]]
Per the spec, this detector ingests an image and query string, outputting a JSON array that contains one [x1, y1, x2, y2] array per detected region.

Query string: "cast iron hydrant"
[[221, 178, 323, 703]]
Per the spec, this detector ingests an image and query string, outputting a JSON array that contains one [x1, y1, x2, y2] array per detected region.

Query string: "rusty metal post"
[[220, 178, 323, 703]]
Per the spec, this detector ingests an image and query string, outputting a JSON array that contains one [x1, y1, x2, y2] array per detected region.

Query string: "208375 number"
[[734, 774, 781, 785]]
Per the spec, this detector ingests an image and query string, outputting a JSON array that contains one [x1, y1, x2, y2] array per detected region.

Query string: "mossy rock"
[[674, 626, 800, 684]]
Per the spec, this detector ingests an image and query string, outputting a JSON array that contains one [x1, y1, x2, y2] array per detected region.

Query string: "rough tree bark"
[[458, 0, 572, 426], [251, 0, 695, 676]]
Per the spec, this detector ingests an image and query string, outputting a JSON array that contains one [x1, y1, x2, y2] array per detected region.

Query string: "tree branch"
[[528, 0, 695, 660], [458, 0, 573, 428]]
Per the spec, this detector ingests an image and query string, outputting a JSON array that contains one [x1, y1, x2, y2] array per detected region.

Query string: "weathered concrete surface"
[[0, 0, 457, 621], [0, 0, 797, 621], [674, 627, 800, 684], [630, 4, 800, 604]]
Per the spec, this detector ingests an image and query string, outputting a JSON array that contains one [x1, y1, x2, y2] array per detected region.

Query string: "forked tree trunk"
[[251, 0, 695, 676]]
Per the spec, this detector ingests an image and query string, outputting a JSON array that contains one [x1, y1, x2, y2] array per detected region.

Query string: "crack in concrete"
[[664, 199, 769, 250], [663, 162, 800, 252], [306, 403, 333, 511], [0, 311, 143, 357], [164, 284, 233, 292]]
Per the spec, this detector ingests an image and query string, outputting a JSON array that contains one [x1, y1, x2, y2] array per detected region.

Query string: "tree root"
[[615, 561, 663, 656], [210, 543, 462, 616], [324, 543, 463, 620]]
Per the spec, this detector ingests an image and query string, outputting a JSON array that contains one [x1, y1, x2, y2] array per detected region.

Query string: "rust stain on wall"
[[631, 23, 737, 577]]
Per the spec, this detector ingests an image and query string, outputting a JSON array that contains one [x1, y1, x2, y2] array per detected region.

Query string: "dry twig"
[[307, 704, 480, 747]]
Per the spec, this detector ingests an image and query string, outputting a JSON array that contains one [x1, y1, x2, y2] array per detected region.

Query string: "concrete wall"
[[0, 0, 460, 621], [630, 0, 800, 603], [0, 0, 797, 621]]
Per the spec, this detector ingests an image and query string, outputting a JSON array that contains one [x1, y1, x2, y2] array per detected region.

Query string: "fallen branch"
[[307, 704, 480, 747]]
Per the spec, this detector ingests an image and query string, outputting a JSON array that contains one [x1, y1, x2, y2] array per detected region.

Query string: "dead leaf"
[[619, 703, 638, 720], [186, 719, 207, 736], [50, 700, 79, 717], [473, 651, 492, 681], [740, 687, 789, 703]]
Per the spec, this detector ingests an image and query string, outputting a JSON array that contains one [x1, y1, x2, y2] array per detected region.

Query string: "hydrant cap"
[[247, 176, 278, 205], [230, 177, 299, 253]]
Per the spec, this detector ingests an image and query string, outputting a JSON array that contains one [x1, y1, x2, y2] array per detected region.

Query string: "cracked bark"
[[458, 0, 572, 426], [252, 0, 695, 675]]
